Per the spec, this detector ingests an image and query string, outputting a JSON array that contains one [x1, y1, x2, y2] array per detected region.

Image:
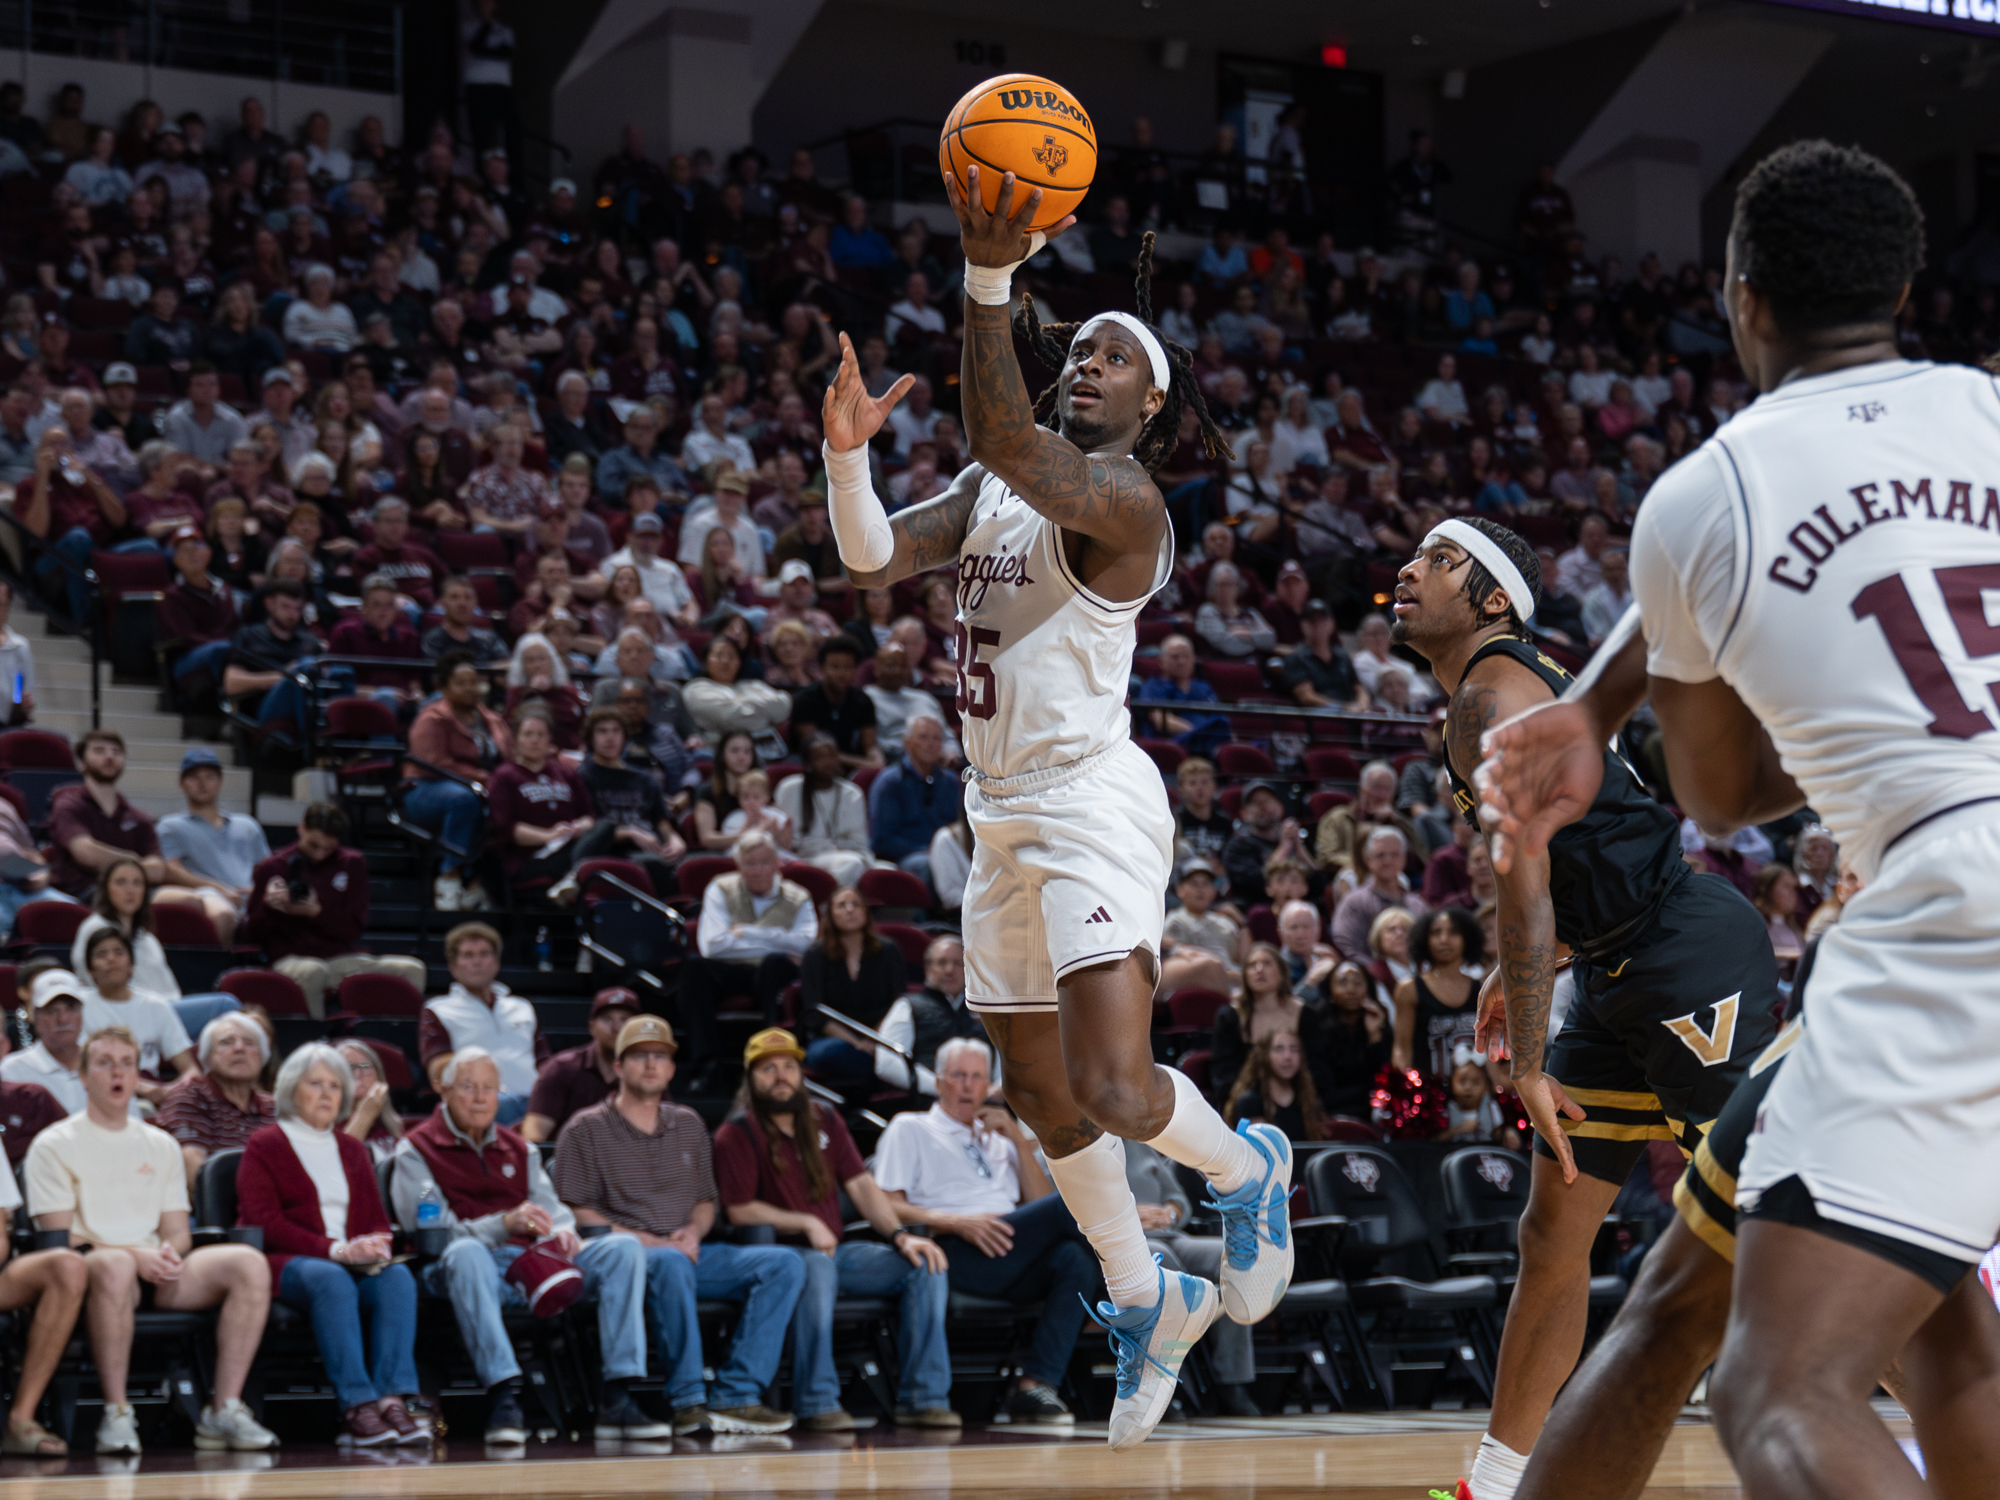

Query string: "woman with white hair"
[[1193, 561, 1276, 659], [235, 1043, 426, 1447], [503, 631, 583, 750], [281, 264, 358, 352]]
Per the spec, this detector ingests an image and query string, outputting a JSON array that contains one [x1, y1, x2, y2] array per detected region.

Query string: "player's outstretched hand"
[[823, 331, 915, 453], [1476, 699, 1607, 875], [1513, 1069, 1586, 1184], [945, 164, 1075, 268]]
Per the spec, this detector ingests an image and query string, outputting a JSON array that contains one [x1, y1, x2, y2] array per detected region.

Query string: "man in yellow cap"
[[550, 1015, 804, 1435], [715, 1029, 956, 1430]]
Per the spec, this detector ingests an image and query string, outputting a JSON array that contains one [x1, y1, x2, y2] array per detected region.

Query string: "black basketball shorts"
[[1536, 871, 1781, 1188]]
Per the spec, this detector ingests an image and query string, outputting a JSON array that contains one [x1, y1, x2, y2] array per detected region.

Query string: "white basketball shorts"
[[1737, 801, 2000, 1267], [962, 738, 1174, 1013]]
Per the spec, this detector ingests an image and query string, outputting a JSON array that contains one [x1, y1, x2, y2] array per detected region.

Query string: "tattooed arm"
[[845, 461, 983, 590], [948, 166, 1168, 555], [1451, 657, 1586, 1178]]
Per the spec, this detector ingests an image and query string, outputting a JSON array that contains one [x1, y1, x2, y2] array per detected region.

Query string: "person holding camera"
[[239, 803, 426, 1019]]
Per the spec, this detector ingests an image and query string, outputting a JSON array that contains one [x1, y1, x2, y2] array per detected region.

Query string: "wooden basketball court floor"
[[0, 1405, 1919, 1500]]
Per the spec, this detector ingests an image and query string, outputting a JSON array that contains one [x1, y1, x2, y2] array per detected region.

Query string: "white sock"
[[1044, 1131, 1158, 1309], [1468, 1434, 1530, 1500], [1143, 1065, 1260, 1194]]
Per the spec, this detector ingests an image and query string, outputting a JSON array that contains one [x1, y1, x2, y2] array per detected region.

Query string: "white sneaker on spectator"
[[459, 881, 495, 911], [95, 1403, 141, 1455], [194, 1398, 279, 1451], [433, 873, 466, 910]]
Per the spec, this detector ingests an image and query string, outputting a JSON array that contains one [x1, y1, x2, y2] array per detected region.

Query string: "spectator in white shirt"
[[27, 1026, 276, 1456], [603, 513, 699, 625], [681, 832, 816, 1080], [1554, 511, 1612, 600], [775, 736, 876, 887], [676, 469, 766, 577], [885, 375, 940, 458], [1567, 343, 1616, 409], [281, 265, 359, 353], [418, 922, 547, 1126], [1, 967, 97, 1116], [77, 929, 198, 1105], [1580, 546, 1633, 651], [885, 273, 948, 347], [870, 936, 992, 1096], [1415, 353, 1470, 429], [680, 394, 755, 478], [863, 642, 960, 764], [871, 1039, 1097, 1426]]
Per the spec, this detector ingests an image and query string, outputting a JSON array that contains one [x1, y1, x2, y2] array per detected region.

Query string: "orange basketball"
[[938, 73, 1096, 233]]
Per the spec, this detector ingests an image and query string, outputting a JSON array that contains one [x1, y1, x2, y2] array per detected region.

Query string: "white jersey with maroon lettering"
[[954, 469, 1173, 782], [1632, 358, 2000, 1270]]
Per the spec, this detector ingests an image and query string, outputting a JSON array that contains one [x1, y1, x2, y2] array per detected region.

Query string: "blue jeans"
[[38, 529, 157, 630], [804, 1037, 875, 1091], [402, 778, 483, 870], [255, 654, 317, 728], [644, 1240, 805, 1410], [173, 638, 234, 683], [278, 1256, 421, 1411], [495, 1093, 527, 1127], [423, 1233, 648, 1390], [940, 1192, 1101, 1388], [790, 1241, 950, 1418], [171, 992, 240, 1040]]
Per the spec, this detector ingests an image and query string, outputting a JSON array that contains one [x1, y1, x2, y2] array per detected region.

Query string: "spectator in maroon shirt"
[[239, 802, 427, 1018], [521, 986, 638, 1144], [20, 426, 136, 628], [327, 575, 426, 702], [202, 441, 289, 521], [124, 442, 209, 547], [46, 730, 169, 898], [487, 704, 595, 893], [160, 526, 240, 693], [153, 1010, 274, 1186], [350, 497, 443, 615]]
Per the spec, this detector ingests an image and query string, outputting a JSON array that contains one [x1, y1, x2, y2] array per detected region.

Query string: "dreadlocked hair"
[[1457, 516, 1540, 638], [1010, 231, 1234, 474]]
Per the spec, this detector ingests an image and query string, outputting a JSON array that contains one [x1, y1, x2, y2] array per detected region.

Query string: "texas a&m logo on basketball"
[[1033, 135, 1068, 177]]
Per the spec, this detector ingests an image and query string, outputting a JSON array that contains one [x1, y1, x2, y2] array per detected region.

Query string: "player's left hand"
[[1474, 968, 1508, 1059], [946, 164, 1075, 268], [1512, 1069, 1586, 1184]]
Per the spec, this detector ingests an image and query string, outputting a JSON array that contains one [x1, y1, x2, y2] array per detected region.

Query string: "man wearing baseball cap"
[[521, 987, 640, 1144], [551, 1016, 804, 1435], [1283, 596, 1364, 710], [156, 747, 269, 946], [761, 559, 837, 646], [157, 527, 240, 703], [675, 462, 763, 575], [715, 1030, 957, 1431], [0, 966, 95, 1117], [93, 363, 159, 453], [602, 500, 697, 621]]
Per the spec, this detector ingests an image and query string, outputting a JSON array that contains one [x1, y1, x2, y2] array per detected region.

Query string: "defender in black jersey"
[[1389, 518, 1778, 1498]]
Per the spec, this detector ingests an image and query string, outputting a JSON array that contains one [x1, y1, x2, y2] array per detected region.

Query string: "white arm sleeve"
[[822, 441, 895, 575]]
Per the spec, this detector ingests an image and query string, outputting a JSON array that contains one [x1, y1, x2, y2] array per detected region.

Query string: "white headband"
[[1423, 519, 1536, 626], [1070, 313, 1171, 392]]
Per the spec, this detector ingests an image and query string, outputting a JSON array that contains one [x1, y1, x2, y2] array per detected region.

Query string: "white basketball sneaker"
[[1208, 1121, 1295, 1324], [1095, 1262, 1223, 1451]]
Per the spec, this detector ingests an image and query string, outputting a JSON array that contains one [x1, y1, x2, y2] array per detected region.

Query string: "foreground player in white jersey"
[[820, 169, 1292, 1448], [1478, 141, 2000, 1500]]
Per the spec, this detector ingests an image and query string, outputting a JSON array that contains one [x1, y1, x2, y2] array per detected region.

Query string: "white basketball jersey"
[[953, 470, 1173, 781], [1632, 360, 2000, 882]]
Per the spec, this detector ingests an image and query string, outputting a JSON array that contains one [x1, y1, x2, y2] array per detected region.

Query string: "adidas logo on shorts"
[[1084, 906, 1113, 924]]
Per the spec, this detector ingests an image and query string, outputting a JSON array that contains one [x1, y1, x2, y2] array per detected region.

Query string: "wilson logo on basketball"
[[997, 89, 1092, 130], [1033, 135, 1068, 176]]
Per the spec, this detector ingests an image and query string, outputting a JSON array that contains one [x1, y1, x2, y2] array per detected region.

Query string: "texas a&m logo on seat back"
[[1341, 1154, 1381, 1192]]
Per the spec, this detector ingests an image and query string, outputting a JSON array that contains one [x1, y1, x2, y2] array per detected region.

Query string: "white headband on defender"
[[1070, 312, 1172, 392], [1424, 519, 1536, 626]]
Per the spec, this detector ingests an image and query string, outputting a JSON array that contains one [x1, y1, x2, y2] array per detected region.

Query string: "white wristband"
[[962, 233, 1045, 306], [821, 440, 895, 574]]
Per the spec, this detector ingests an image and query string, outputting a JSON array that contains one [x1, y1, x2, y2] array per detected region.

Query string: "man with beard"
[[714, 1028, 955, 1431]]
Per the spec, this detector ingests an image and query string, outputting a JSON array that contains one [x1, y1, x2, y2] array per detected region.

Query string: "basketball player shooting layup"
[[819, 165, 1292, 1449], [1389, 515, 1778, 1500], [1477, 141, 2000, 1500]]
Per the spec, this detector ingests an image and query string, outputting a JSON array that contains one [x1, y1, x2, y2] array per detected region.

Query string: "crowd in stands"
[[0, 74, 1892, 1451]]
